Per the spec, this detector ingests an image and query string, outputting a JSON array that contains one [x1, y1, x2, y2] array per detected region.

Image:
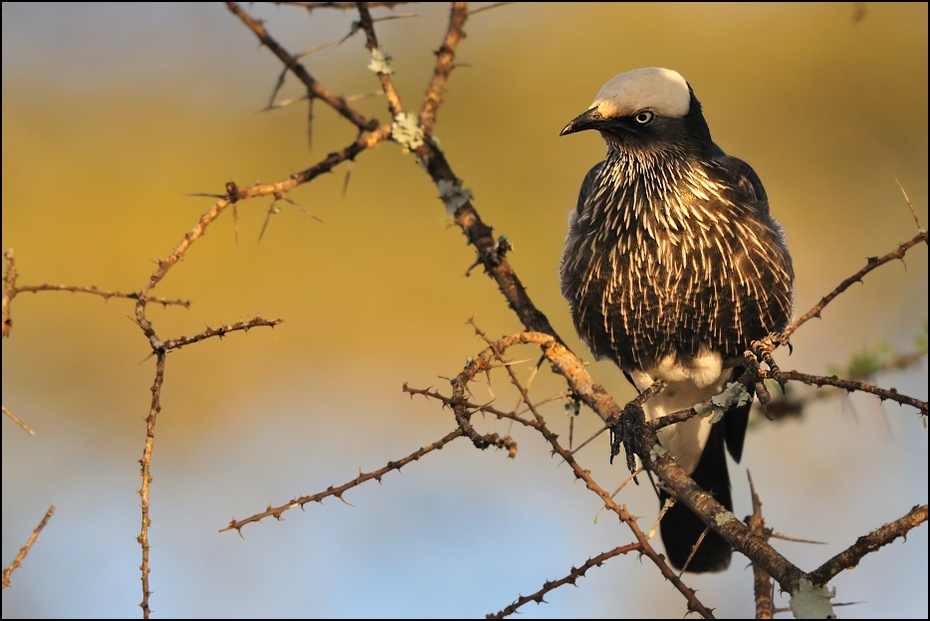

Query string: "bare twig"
[[2, 405, 35, 436], [469, 3, 511, 17], [355, 2, 405, 117], [265, 41, 336, 111], [227, 2, 380, 132], [220, 427, 467, 533], [807, 504, 928, 586], [16, 284, 190, 308], [746, 472, 774, 619], [446, 331, 715, 617], [160, 317, 283, 351], [2, 249, 20, 338], [276, 1, 408, 12], [419, 2, 468, 135], [3, 249, 190, 340], [486, 544, 641, 619], [779, 369, 928, 414], [784, 230, 928, 339], [138, 352, 165, 618], [1, 506, 55, 589]]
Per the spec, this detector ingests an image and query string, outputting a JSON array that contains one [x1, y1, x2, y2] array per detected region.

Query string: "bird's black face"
[[561, 107, 686, 155], [561, 107, 655, 135], [561, 89, 716, 160]]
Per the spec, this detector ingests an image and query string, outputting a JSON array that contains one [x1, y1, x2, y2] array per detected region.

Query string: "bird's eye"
[[634, 111, 654, 125]]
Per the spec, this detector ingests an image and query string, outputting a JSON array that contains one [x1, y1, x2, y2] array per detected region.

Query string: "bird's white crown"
[[591, 67, 691, 119]]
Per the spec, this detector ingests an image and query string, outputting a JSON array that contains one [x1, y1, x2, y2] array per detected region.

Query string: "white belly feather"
[[628, 352, 729, 474]]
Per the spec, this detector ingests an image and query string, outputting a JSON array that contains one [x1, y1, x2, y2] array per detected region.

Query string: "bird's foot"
[[609, 402, 645, 480], [745, 332, 791, 419], [749, 332, 790, 391]]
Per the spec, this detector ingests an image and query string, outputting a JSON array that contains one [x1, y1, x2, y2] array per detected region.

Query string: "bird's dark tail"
[[658, 416, 733, 572], [658, 370, 752, 572], [660, 378, 756, 573]]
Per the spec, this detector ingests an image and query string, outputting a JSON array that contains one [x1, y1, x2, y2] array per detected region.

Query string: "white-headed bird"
[[560, 67, 794, 572]]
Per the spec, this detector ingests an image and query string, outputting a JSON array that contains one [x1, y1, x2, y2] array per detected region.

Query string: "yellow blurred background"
[[3, 3, 927, 618]]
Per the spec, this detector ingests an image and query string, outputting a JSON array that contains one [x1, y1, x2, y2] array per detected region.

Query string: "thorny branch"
[[226, 2, 379, 132], [783, 230, 928, 339], [2, 249, 189, 339], [159, 318, 283, 351], [486, 544, 642, 619], [807, 504, 928, 586], [356, 3, 405, 117], [441, 331, 717, 617], [780, 369, 928, 414], [220, 122, 925, 605], [419, 2, 468, 135], [220, 427, 468, 533], [138, 352, 164, 618], [746, 473, 775, 620], [2, 506, 55, 589], [122, 5, 400, 614]]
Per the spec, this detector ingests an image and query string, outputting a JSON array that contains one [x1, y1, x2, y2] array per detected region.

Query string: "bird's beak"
[[560, 108, 603, 136]]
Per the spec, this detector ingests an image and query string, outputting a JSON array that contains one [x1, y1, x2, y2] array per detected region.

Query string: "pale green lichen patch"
[[391, 112, 423, 152], [789, 578, 836, 619], [694, 382, 752, 423], [437, 179, 473, 215], [368, 48, 394, 75]]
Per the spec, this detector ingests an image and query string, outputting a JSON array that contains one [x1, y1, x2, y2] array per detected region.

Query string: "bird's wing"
[[575, 161, 606, 214], [711, 154, 771, 216]]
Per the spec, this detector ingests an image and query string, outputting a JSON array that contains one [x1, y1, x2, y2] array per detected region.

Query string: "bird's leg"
[[744, 332, 790, 420], [750, 332, 788, 393], [609, 401, 646, 482]]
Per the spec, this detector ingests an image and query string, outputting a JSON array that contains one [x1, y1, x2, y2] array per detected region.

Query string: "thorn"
[[307, 96, 314, 150], [342, 160, 354, 199], [469, 2, 511, 16], [184, 192, 226, 199], [892, 173, 923, 230], [258, 200, 280, 242]]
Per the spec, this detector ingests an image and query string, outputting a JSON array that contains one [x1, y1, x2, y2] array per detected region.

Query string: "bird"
[[558, 67, 794, 572]]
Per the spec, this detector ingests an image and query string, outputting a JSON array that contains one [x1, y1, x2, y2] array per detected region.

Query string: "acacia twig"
[[220, 427, 467, 533], [355, 2, 405, 117], [2, 249, 21, 338], [784, 230, 928, 339], [160, 317, 283, 351], [138, 352, 165, 619], [746, 472, 775, 619], [1, 506, 55, 589], [807, 504, 928, 586], [444, 331, 715, 617], [16, 284, 190, 307], [419, 2, 468, 135], [227, 2, 379, 132], [2, 405, 35, 436], [779, 369, 928, 414], [486, 544, 641, 619]]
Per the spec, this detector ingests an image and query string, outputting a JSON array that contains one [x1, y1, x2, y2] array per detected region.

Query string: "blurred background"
[[2, 2, 927, 618]]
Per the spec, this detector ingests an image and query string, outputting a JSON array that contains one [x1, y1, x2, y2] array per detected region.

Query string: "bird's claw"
[[609, 402, 645, 480], [749, 333, 788, 393], [744, 333, 790, 420]]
